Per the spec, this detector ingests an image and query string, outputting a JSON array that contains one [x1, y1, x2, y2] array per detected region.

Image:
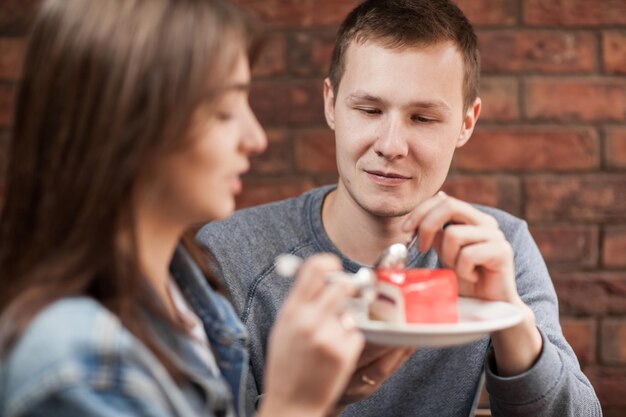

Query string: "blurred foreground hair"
[[0, 0, 260, 380]]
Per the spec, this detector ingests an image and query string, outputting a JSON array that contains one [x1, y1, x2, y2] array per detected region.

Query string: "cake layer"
[[371, 269, 458, 324]]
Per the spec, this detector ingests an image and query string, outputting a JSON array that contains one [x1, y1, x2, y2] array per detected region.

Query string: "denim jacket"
[[0, 246, 250, 417]]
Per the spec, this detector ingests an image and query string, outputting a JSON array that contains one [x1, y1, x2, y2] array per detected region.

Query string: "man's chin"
[[342, 183, 416, 218], [360, 202, 413, 218]]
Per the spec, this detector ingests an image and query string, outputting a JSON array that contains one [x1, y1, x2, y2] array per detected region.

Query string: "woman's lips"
[[365, 170, 411, 186], [231, 164, 248, 194]]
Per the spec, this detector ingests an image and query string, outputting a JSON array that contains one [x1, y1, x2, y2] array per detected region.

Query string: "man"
[[198, 0, 601, 415]]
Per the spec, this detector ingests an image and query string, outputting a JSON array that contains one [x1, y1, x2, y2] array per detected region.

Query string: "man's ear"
[[457, 97, 481, 148], [323, 78, 336, 130]]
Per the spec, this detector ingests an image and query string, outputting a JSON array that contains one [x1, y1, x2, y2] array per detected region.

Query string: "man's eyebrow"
[[345, 92, 384, 104], [345, 91, 452, 114], [408, 100, 452, 113]]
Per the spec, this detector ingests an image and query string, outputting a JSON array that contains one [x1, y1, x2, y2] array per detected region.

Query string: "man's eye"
[[357, 108, 381, 115], [412, 115, 435, 123]]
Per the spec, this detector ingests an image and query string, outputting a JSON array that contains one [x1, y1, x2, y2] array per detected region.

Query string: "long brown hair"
[[0, 0, 259, 379]]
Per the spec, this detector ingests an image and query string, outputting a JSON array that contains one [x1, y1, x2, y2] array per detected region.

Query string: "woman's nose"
[[242, 106, 267, 155]]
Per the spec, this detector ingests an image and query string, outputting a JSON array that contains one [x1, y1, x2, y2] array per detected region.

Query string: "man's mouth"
[[364, 170, 412, 186], [365, 170, 411, 179]]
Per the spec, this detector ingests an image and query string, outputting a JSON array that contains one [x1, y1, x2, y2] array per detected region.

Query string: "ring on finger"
[[361, 373, 376, 386]]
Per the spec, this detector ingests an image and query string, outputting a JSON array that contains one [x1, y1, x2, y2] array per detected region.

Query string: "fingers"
[[315, 279, 360, 319], [456, 241, 511, 278], [282, 253, 364, 347], [402, 192, 498, 252], [339, 347, 415, 405], [265, 269, 365, 417], [355, 344, 397, 368], [438, 225, 503, 270], [361, 347, 415, 383], [400, 192, 518, 303], [285, 254, 343, 304]]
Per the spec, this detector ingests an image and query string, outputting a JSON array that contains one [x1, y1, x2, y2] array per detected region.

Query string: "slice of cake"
[[370, 269, 458, 324]]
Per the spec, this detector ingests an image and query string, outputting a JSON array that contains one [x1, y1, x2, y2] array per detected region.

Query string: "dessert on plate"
[[370, 269, 458, 324]]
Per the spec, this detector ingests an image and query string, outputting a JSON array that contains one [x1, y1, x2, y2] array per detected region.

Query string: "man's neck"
[[321, 185, 413, 266]]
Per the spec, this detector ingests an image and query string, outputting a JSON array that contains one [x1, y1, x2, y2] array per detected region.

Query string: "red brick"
[[0, 130, 6, 207], [454, 0, 517, 26], [586, 367, 626, 408], [312, 176, 340, 188], [234, 0, 361, 28], [0, 37, 25, 81], [601, 319, 626, 364], [0, 0, 39, 36], [0, 84, 15, 128], [603, 226, 626, 269], [553, 272, 626, 316], [525, 77, 626, 122], [524, 0, 626, 26], [529, 225, 598, 268], [606, 128, 626, 169], [0, 130, 7, 180], [236, 178, 315, 208], [252, 33, 286, 78], [294, 129, 337, 174], [479, 77, 519, 122], [290, 31, 336, 77], [441, 175, 521, 215], [250, 79, 325, 127], [525, 175, 626, 222], [479, 31, 595, 73], [603, 408, 626, 417], [250, 129, 291, 175], [456, 127, 599, 172], [603, 31, 626, 74], [561, 318, 596, 366]]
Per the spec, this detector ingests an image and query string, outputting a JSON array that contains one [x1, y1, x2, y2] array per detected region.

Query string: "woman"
[[0, 1, 364, 416]]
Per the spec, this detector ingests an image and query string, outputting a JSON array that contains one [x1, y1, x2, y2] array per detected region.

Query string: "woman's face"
[[151, 52, 267, 225]]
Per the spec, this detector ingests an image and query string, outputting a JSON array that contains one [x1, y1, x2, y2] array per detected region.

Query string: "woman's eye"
[[215, 112, 233, 121]]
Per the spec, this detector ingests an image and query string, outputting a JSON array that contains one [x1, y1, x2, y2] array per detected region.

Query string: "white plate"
[[357, 297, 524, 348]]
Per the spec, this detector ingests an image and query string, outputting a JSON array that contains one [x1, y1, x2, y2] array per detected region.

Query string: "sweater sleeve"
[[484, 220, 601, 416]]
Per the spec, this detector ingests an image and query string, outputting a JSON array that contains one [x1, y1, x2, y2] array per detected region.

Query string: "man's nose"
[[372, 117, 409, 160]]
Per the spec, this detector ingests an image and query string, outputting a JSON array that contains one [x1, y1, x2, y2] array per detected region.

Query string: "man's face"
[[324, 40, 480, 218]]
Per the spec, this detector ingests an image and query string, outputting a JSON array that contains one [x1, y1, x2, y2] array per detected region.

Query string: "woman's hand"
[[259, 254, 365, 417]]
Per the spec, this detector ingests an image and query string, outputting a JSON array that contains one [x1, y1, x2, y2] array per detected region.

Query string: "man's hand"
[[401, 192, 542, 377], [329, 344, 415, 415], [402, 191, 519, 304]]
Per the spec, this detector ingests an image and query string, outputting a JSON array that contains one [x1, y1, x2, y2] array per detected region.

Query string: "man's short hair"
[[329, 0, 480, 111]]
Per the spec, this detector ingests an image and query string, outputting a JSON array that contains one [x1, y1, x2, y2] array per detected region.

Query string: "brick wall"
[[1, 0, 625, 415]]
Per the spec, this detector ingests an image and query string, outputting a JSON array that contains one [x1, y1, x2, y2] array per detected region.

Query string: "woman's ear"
[[323, 78, 336, 130], [457, 97, 481, 148]]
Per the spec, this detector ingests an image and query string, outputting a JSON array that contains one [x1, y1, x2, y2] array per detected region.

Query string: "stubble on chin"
[[364, 204, 413, 218], [339, 176, 418, 218], [349, 188, 415, 218]]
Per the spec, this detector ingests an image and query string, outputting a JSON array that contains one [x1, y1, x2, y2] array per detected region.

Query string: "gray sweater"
[[197, 185, 601, 417]]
